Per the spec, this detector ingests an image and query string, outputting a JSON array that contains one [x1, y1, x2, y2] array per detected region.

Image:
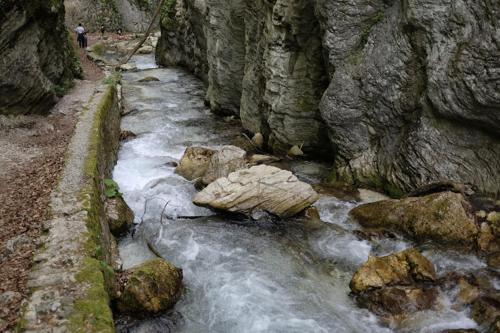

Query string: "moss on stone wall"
[[68, 79, 121, 332]]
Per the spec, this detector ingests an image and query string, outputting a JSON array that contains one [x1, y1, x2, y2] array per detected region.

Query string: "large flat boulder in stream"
[[350, 192, 478, 246], [193, 165, 319, 218]]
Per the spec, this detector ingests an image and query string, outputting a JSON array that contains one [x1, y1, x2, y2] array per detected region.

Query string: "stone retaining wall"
[[20, 79, 122, 332]]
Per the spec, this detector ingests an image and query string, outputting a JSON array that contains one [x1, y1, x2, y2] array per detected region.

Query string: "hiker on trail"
[[75, 23, 86, 48], [100, 25, 105, 39]]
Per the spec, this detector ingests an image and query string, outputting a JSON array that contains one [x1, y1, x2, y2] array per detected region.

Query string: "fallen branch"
[[120, 0, 166, 65]]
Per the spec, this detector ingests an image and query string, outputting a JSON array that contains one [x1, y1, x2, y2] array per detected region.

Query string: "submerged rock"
[[105, 197, 134, 236], [175, 147, 216, 181], [120, 130, 137, 141], [116, 259, 183, 315], [350, 248, 437, 293], [350, 192, 478, 246], [138, 76, 160, 83], [193, 165, 319, 218]]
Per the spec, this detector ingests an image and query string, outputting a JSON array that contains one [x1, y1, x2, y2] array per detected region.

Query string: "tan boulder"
[[193, 165, 319, 218], [350, 248, 437, 293], [175, 147, 216, 181], [116, 258, 183, 315], [105, 197, 134, 236], [350, 192, 478, 246], [202, 146, 247, 185], [252, 133, 264, 148]]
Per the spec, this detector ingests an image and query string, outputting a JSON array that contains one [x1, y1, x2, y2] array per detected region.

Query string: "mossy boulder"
[[350, 192, 478, 246], [350, 248, 437, 294], [116, 259, 183, 315], [105, 197, 134, 236]]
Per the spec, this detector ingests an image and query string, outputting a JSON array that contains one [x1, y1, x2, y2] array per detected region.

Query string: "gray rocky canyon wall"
[[65, 0, 160, 32], [157, 0, 500, 196], [0, 0, 81, 115]]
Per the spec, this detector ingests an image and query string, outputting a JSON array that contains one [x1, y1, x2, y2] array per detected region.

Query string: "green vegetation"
[[69, 81, 120, 332], [161, 0, 177, 29], [91, 42, 105, 56], [69, 259, 114, 333], [359, 11, 384, 48], [104, 178, 122, 198]]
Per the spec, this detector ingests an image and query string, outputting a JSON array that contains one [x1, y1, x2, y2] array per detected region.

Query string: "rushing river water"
[[112, 56, 490, 333]]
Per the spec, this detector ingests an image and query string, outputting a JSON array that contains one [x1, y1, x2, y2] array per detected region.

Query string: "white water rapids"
[[113, 57, 488, 333]]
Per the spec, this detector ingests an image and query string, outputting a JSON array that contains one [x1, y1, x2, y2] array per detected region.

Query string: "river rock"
[[471, 296, 500, 333], [105, 197, 134, 236], [193, 165, 319, 218], [202, 146, 247, 185], [138, 76, 160, 82], [175, 147, 216, 181], [120, 130, 137, 141], [249, 154, 280, 165], [357, 286, 437, 316], [350, 192, 478, 246], [252, 133, 264, 148], [116, 258, 183, 315], [138, 45, 154, 54], [350, 248, 437, 294]]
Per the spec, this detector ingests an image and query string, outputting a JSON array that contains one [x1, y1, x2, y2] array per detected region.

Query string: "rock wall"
[[22, 80, 122, 332], [65, 0, 160, 32], [157, 0, 500, 196], [0, 0, 81, 115]]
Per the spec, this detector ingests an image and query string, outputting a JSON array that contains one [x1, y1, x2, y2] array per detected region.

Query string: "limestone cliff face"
[[65, 0, 159, 32], [157, 0, 500, 196], [0, 0, 81, 115]]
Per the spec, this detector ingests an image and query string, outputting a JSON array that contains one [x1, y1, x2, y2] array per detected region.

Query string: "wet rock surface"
[[194, 165, 319, 218], [116, 258, 183, 315], [350, 248, 439, 321], [350, 248, 437, 293], [106, 197, 135, 236], [351, 192, 478, 246]]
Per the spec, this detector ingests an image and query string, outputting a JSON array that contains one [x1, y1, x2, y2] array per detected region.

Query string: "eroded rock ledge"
[[156, 0, 500, 197]]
